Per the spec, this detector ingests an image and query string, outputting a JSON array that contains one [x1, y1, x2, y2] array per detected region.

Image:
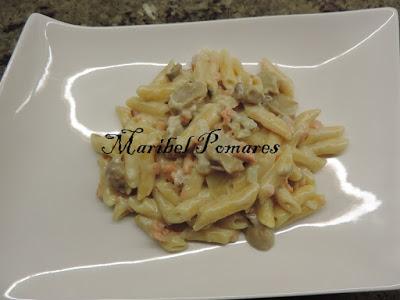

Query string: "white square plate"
[[0, 8, 399, 300]]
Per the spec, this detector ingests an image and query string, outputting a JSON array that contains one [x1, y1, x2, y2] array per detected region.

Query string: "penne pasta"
[[256, 197, 276, 228], [192, 49, 220, 94], [91, 133, 120, 157], [156, 179, 181, 205], [193, 183, 259, 231], [154, 189, 209, 224], [273, 205, 292, 228], [126, 97, 169, 116], [184, 226, 239, 244], [176, 103, 222, 145], [128, 196, 162, 220], [258, 146, 293, 201], [112, 198, 131, 221], [91, 49, 348, 252], [259, 58, 294, 97], [302, 126, 345, 145], [294, 109, 321, 129], [292, 146, 327, 173], [116, 106, 132, 127], [308, 137, 349, 156], [275, 187, 302, 214], [217, 213, 249, 230], [219, 49, 238, 91], [245, 105, 292, 140], [136, 84, 174, 102], [134, 215, 188, 252], [293, 184, 316, 206], [282, 194, 326, 227], [137, 149, 156, 200], [180, 168, 204, 200]]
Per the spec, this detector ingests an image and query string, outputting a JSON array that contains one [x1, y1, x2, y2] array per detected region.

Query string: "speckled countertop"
[[1, 0, 400, 77], [0, 1, 399, 299]]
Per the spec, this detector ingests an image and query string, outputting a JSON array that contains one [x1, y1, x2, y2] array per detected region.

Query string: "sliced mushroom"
[[205, 134, 245, 174], [232, 82, 265, 105], [212, 94, 238, 109], [166, 63, 182, 81], [232, 82, 246, 100], [166, 115, 184, 137], [246, 88, 265, 104], [245, 223, 275, 251], [106, 157, 131, 195], [168, 80, 207, 113], [229, 112, 258, 139]]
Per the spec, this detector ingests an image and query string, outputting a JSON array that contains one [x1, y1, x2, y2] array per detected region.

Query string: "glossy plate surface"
[[0, 8, 399, 300]]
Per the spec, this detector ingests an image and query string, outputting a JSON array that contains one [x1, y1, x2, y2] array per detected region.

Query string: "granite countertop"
[[1, 0, 400, 77], [0, 1, 399, 299]]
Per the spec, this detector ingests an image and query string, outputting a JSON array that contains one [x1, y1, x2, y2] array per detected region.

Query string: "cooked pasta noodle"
[[91, 49, 348, 252]]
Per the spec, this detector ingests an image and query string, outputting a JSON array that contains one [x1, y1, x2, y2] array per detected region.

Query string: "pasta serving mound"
[[91, 50, 348, 252]]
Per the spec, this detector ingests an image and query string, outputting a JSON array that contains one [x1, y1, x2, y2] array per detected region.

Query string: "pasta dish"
[[91, 50, 348, 252]]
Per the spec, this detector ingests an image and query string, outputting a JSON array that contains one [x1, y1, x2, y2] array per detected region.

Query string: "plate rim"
[[0, 6, 399, 299], [1, 7, 399, 87]]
